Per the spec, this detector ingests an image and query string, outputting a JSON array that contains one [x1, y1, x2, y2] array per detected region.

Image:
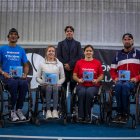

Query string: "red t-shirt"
[[73, 59, 103, 87]]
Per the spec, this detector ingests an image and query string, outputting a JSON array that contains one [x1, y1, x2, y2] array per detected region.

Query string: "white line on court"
[[0, 135, 140, 140]]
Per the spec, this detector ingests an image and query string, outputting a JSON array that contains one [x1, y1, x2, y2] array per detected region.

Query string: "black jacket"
[[57, 38, 82, 70]]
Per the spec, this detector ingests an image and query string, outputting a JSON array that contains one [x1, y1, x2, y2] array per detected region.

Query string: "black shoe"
[[120, 114, 129, 123], [78, 117, 85, 122], [112, 114, 122, 122], [85, 117, 91, 123]]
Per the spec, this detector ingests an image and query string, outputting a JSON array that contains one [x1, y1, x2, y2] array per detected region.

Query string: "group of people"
[[0, 26, 140, 123]]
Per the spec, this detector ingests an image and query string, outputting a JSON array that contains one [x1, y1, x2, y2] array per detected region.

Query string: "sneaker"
[[46, 110, 53, 119], [16, 109, 26, 121], [11, 110, 19, 122], [52, 110, 59, 119]]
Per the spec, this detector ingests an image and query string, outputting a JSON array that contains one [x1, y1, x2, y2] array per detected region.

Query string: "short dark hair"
[[122, 33, 133, 40], [64, 25, 74, 32], [83, 44, 94, 52], [7, 28, 19, 38]]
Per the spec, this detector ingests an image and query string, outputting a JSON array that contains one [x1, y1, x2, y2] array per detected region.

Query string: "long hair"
[[45, 45, 56, 61]]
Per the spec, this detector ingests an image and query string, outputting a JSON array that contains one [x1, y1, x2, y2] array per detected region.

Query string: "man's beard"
[[124, 44, 132, 49], [10, 40, 17, 43]]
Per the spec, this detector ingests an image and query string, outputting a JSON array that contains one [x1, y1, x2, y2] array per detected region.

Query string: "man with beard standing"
[[110, 33, 140, 122]]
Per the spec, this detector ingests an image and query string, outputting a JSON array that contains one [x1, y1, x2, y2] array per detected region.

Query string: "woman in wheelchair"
[[110, 33, 140, 123], [0, 28, 29, 122], [73, 45, 104, 122], [36, 45, 65, 119]]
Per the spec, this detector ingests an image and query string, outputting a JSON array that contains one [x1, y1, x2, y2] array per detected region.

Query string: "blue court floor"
[[1, 91, 140, 140], [0, 119, 140, 140]]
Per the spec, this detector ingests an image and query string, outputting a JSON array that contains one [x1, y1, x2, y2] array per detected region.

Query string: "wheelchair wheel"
[[0, 82, 4, 128], [0, 120, 5, 128], [100, 102, 105, 122], [30, 116, 38, 124], [100, 87, 106, 118], [94, 119, 100, 125], [34, 118, 40, 126], [106, 113, 111, 126], [63, 118, 67, 125], [71, 115, 77, 123], [66, 115, 72, 123], [0, 82, 3, 113], [132, 115, 136, 129]]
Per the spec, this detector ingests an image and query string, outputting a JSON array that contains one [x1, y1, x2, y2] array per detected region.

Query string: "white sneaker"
[[46, 110, 52, 119], [16, 109, 26, 121], [52, 110, 59, 119], [11, 110, 19, 122]]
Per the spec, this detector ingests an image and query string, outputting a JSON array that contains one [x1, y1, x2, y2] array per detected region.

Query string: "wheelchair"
[[33, 84, 68, 125], [70, 84, 106, 124], [0, 78, 33, 128], [105, 82, 140, 129], [135, 83, 140, 123]]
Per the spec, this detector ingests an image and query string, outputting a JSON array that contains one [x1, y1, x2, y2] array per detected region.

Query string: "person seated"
[[110, 33, 140, 123], [0, 28, 29, 122], [73, 45, 104, 122], [36, 45, 65, 119]]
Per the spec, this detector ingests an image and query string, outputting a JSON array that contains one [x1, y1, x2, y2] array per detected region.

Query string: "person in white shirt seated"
[[36, 45, 65, 119]]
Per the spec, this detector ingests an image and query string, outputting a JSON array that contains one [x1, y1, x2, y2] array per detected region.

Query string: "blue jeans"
[[1, 76, 28, 110], [76, 85, 99, 119], [114, 81, 135, 114]]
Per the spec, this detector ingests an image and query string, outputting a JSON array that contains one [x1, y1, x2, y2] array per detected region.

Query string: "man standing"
[[110, 33, 140, 122], [57, 26, 82, 93], [0, 28, 29, 122]]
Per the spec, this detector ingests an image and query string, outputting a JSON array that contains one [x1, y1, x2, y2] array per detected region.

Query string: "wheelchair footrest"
[[8, 119, 31, 124], [111, 119, 127, 124], [76, 120, 92, 124], [43, 118, 60, 121]]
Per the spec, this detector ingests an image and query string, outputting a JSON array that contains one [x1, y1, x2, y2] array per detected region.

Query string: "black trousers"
[[76, 85, 99, 119], [63, 70, 76, 93]]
